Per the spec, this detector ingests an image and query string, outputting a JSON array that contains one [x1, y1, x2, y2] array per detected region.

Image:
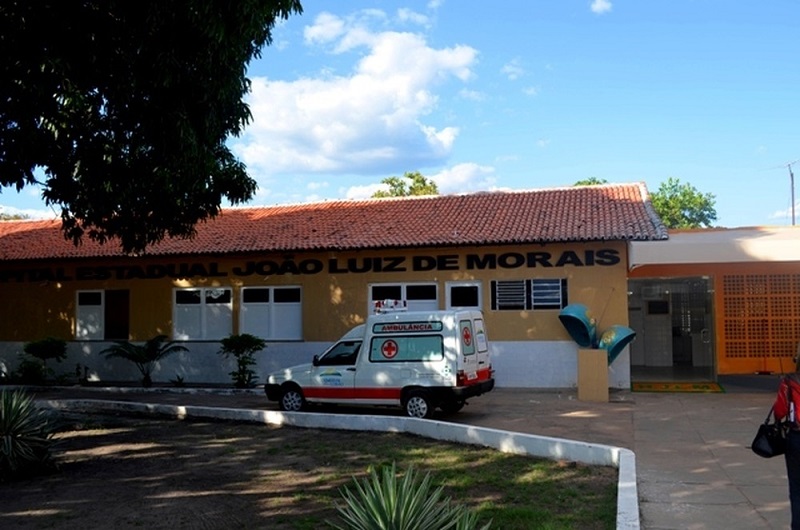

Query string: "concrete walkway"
[[29, 375, 791, 529]]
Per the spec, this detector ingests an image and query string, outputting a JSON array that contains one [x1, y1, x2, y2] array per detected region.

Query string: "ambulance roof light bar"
[[374, 299, 408, 314]]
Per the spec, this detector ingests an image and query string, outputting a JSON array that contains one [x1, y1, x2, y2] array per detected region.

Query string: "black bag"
[[752, 407, 787, 458]]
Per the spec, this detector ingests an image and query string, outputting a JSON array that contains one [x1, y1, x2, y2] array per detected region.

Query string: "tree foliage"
[[574, 177, 717, 229], [0, 212, 30, 221], [573, 177, 608, 186], [650, 177, 717, 229], [372, 172, 439, 198], [0, 1, 303, 253]]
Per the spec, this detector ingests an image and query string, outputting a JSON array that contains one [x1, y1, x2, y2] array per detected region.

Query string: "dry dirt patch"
[[1, 415, 616, 529]]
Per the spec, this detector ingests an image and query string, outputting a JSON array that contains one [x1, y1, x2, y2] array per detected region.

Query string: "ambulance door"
[[310, 340, 361, 400], [458, 318, 479, 382], [472, 317, 491, 378]]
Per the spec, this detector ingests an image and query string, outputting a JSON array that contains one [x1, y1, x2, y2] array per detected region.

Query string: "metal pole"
[[791, 164, 796, 226]]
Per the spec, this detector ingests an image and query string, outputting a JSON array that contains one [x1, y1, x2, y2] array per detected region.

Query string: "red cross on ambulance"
[[462, 326, 472, 346], [381, 339, 398, 359]]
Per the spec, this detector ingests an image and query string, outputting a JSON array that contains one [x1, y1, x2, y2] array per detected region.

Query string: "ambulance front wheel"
[[279, 385, 306, 412], [405, 390, 434, 419]]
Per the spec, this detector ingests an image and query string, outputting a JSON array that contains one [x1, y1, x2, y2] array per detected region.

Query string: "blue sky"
[[3, 0, 799, 227]]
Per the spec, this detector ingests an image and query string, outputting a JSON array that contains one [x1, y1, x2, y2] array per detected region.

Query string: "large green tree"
[[0, 1, 302, 253], [372, 172, 439, 198], [574, 177, 717, 228], [650, 177, 717, 228]]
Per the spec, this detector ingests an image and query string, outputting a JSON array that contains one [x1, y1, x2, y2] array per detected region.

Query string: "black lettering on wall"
[[2, 248, 623, 282], [466, 254, 497, 270]]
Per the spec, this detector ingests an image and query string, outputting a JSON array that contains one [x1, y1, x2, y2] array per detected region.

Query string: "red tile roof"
[[0, 183, 667, 261]]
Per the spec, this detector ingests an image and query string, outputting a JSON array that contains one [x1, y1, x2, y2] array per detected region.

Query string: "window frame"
[[490, 279, 568, 311], [240, 285, 303, 340], [173, 287, 233, 340], [75, 289, 130, 340], [445, 281, 483, 310], [369, 282, 439, 312]]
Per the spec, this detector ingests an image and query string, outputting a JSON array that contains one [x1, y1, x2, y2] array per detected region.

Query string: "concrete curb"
[[40, 398, 640, 529]]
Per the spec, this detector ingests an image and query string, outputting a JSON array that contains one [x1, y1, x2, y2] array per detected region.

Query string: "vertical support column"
[[578, 348, 608, 402]]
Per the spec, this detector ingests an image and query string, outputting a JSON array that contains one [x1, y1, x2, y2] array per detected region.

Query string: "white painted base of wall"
[[0, 340, 631, 389], [491, 341, 630, 389]]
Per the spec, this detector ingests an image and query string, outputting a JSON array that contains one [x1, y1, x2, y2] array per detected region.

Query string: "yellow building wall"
[[0, 241, 629, 343]]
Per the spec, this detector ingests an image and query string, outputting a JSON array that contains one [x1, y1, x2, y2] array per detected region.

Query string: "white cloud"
[[523, 86, 539, 97], [459, 88, 485, 101], [396, 8, 429, 27], [501, 58, 524, 81], [303, 12, 346, 45], [341, 163, 497, 200], [590, 0, 612, 15], [0, 204, 54, 220], [307, 181, 329, 191], [770, 203, 800, 221], [234, 13, 478, 182], [344, 182, 387, 200], [430, 163, 497, 195]]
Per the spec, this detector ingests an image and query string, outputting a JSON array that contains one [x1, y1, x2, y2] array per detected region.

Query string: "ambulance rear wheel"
[[405, 390, 433, 419], [279, 385, 306, 412], [439, 400, 465, 415]]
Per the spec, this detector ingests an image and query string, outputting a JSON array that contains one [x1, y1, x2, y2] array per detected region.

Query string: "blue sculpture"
[[558, 304, 636, 365]]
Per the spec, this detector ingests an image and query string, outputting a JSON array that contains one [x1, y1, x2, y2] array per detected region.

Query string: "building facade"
[[0, 184, 668, 388], [628, 227, 800, 380]]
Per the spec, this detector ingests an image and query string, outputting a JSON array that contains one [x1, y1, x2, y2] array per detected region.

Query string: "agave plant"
[[329, 462, 491, 530], [101, 334, 188, 387], [0, 389, 56, 480]]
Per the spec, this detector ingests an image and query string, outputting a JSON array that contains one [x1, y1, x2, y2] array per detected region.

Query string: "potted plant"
[[218, 334, 266, 388], [100, 335, 188, 387]]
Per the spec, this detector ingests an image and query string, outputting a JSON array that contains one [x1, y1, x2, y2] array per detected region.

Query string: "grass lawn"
[[1, 415, 618, 529]]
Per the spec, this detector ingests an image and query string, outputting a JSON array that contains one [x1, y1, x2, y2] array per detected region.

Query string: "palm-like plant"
[[0, 389, 56, 480], [329, 463, 491, 530], [101, 334, 188, 387]]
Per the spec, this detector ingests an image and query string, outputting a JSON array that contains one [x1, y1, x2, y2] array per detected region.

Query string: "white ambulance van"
[[264, 301, 495, 418]]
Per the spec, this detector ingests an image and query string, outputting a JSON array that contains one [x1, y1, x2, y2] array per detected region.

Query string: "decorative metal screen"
[[723, 274, 800, 363]]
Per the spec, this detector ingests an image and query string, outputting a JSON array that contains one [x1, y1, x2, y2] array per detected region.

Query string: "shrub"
[[23, 337, 67, 366], [218, 334, 266, 388], [329, 462, 491, 530], [101, 335, 188, 387], [13, 337, 69, 384], [13, 357, 48, 385], [0, 389, 56, 481]]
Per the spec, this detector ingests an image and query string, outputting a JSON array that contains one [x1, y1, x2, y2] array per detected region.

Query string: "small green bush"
[[0, 389, 56, 481], [13, 357, 48, 384], [218, 334, 266, 388], [23, 337, 67, 365], [12, 338, 69, 384], [329, 462, 491, 530]]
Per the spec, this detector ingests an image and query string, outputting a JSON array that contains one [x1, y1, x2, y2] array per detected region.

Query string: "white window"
[[76, 291, 103, 340], [240, 286, 302, 340], [370, 283, 438, 312], [490, 279, 568, 311], [446, 281, 482, 310], [76, 289, 130, 340], [173, 287, 232, 340]]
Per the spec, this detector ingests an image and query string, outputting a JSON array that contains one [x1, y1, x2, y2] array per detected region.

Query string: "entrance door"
[[628, 277, 715, 382]]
